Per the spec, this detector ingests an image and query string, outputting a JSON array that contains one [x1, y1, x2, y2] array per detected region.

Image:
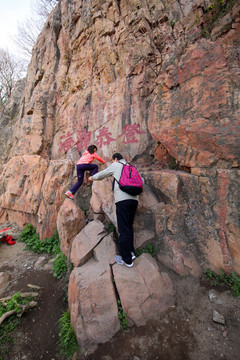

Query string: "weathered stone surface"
[[70, 220, 107, 267], [93, 232, 116, 267], [0, 155, 47, 214], [68, 258, 120, 349], [57, 199, 86, 256], [36, 159, 74, 239], [134, 229, 155, 249], [149, 36, 240, 168], [90, 178, 117, 227], [113, 253, 175, 326], [141, 169, 240, 276]]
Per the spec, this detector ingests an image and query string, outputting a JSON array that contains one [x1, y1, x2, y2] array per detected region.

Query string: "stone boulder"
[[57, 199, 86, 257], [70, 220, 107, 267], [113, 253, 175, 326], [93, 233, 116, 267], [90, 178, 117, 226], [68, 257, 120, 350], [68, 220, 176, 350]]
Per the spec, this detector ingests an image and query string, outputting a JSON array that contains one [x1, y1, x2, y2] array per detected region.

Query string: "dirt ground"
[[0, 241, 240, 360]]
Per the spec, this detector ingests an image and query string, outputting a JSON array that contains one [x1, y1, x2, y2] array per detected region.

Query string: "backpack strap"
[[112, 161, 126, 191]]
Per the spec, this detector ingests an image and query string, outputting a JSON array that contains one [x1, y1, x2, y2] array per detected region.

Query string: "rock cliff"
[[0, 0, 239, 279]]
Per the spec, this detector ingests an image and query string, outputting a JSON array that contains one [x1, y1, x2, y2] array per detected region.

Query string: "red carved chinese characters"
[[95, 126, 116, 147], [118, 123, 146, 144], [76, 129, 92, 151], [59, 124, 146, 153], [59, 132, 75, 153]]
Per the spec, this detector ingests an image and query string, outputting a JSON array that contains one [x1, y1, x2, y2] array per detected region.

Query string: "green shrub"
[[19, 224, 60, 254], [117, 299, 128, 330], [203, 268, 240, 297], [105, 222, 115, 234], [53, 253, 68, 279], [136, 243, 157, 258], [58, 310, 79, 359], [19, 224, 69, 280], [0, 292, 35, 360]]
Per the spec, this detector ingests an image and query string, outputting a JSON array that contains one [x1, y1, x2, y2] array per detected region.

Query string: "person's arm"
[[93, 153, 106, 164], [89, 163, 116, 181]]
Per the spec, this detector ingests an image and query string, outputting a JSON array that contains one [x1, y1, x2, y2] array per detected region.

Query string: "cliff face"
[[0, 0, 239, 274]]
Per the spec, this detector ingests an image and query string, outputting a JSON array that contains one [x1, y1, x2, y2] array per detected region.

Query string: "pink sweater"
[[77, 150, 106, 165]]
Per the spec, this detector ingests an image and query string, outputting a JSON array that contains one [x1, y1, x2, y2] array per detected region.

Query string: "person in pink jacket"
[[65, 145, 106, 200]]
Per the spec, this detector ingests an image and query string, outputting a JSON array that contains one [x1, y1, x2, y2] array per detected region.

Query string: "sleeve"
[[92, 163, 115, 180], [93, 153, 106, 164]]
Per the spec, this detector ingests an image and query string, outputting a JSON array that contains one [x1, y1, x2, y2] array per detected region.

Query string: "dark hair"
[[88, 145, 97, 154], [112, 153, 123, 161]]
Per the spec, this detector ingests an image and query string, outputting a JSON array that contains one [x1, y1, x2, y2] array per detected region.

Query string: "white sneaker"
[[131, 252, 136, 260], [114, 255, 133, 268]]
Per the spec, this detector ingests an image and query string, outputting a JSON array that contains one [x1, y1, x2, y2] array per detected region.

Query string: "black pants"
[[116, 199, 138, 264], [70, 163, 98, 195]]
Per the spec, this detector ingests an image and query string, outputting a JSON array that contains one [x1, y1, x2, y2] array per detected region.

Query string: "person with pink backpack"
[[89, 153, 143, 268]]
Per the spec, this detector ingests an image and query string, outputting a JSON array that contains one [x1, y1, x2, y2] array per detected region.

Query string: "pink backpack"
[[115, 162, 143, 196]]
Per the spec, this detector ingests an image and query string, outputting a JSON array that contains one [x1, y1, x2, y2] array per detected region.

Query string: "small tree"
[[0, 49, 25, 111], [15, 18, 43, 58], [15, 0, 60, 59], [32, 0, 59, 22]]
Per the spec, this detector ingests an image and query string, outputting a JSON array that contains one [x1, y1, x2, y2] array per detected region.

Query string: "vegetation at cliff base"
[[53, 252, 68, 279], [58, 310, 79, 359], [203, 268, 240, 297], [0, 292, 35, 360], [136, 243, 157, 258], [19, 224, 67, 279], [117, 299, 128, 330]]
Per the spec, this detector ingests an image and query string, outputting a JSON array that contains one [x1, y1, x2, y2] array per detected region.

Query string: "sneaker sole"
[[115, 260, 133, 268], [65, 193, 74, 200], [125, 262, 133, 268]]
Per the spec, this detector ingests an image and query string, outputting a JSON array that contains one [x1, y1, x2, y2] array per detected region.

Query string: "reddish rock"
[[149, 39, 240, 168], [68, 259, 120, 350], [134, 229, 155, 249], [0, 155, 47, 214], [57, 199, 86, 257], [36, 159, 74, 239], [113, 253, 175, 326], [70, 220, 107, 267], [90, 178, 117, 227], [93, 233, 116, 266]]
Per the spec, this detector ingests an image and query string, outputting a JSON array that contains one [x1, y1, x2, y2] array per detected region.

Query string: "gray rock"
[[209, 289, 223, 305], [213, 310, 225, 325]]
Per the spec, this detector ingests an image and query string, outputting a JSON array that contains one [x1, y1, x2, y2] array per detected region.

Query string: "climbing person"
[[89, 153, 143, 268], [65, 144, 106, 200]]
